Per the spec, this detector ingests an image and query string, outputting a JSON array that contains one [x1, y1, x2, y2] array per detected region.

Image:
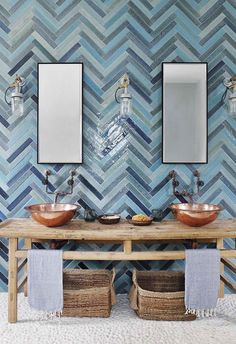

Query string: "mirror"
[[38, 63, 83, 163], [162, 63, 207, 164]]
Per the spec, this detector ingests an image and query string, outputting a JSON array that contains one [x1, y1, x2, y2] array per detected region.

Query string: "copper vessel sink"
[[169, 203, 222, 227], [25, 203, 80, 227]]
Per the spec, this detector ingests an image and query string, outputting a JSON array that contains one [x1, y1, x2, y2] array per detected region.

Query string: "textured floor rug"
[[0, 293, 236, 344]]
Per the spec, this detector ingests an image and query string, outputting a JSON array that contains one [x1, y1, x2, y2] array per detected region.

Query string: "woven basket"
[[63, 269, 116, 317], [129, 270, 196, 321]]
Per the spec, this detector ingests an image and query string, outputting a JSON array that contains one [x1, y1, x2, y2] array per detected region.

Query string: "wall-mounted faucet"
[[169, 170, 204, 203], [42, 170, 76, 203]]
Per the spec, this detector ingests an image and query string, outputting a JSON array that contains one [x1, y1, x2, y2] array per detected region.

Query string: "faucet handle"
[[42, 179, 48, 185], [169, 170, 177, 179], [169, 170, 179, 187], [68, 179, 74, 186], [193, 170, 200, 177], [197, 180, 204, 187], [173, 180, 179, 187], [193, 170, 204, 191], [42, 169, 51, 185], [68, 170, 76, 186]]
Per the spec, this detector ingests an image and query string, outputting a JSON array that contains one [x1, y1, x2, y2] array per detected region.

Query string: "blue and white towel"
[[28, 250, 63, 317], [185, 249, 220, 317]]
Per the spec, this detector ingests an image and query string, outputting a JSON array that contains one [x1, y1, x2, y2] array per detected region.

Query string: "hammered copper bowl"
[[25, 203, 80, 227], [169, 203, 222, 227]]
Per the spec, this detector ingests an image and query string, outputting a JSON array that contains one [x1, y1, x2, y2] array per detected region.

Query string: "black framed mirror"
[[37, 62, 83, 164], [162, 62, 208, 164]]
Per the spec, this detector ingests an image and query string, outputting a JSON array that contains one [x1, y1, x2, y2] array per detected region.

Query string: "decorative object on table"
[[169, 203, 222, 227], [63, 269, 116, 317], [28, 250, 63, 317], [84, 208, 97, 222], [25, 203, 80, 227], [129, 270, 196, 321], [4, 74, 26, 116], [222, 75, 236, 117], [185, 249, 220, 318], [115, 73, 132, 116], [129, 214, 153, 226], [97, 214, 121, 225], [151, 209, 163, 222]]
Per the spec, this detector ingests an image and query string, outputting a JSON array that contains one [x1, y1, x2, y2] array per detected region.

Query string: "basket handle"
[[111, 268, 116, 284], [110, 268, 116, 306], [132, 269, 138, 287], [129, 269, 138, 310]]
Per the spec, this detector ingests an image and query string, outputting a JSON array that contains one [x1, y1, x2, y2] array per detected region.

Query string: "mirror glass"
[[162, 63, 207, 163], [38, 63, 83, 163]]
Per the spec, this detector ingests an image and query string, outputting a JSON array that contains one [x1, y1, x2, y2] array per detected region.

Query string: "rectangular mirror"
[[162, 62, 207, 164], [38, 63, 83, 163]]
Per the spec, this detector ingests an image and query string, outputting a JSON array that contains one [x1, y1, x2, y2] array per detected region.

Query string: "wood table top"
[[0, 218, 235, 240]]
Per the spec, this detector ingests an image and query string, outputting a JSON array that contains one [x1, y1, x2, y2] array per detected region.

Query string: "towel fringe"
[[185, 307, 217, 318], [44, 310, 63, 320]]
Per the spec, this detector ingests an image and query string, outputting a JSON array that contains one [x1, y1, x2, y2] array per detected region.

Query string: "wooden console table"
[[0, 218, 236, 323]]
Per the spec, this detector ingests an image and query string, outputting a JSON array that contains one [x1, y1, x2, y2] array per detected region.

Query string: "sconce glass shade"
[[4, 75, 25, 116], [115, 73, 132, 116], [227, 88, 236, 117], [120, 93, 132, 116], [11, 93, 24, 116]]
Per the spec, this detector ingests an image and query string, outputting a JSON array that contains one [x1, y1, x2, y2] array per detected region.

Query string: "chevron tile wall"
[[0, 0, 235, 293]]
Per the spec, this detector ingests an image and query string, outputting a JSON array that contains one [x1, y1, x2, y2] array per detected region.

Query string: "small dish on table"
[[129, 214, 153, 226], [97, 214, 121, 225]]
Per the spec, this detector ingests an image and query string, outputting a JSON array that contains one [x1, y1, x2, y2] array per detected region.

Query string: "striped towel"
[[185, 249, 220, 317], [28, 250, 63, 317]]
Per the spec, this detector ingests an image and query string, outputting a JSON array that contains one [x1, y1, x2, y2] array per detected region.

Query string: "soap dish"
[[97, 214, 121, 225]]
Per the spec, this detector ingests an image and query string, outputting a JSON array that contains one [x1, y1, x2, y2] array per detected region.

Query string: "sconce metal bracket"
[[115, 73, 131, 103]]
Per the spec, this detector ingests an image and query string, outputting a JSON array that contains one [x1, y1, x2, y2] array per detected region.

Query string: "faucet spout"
[[187, 194, 193, 204], [54, 192, 60, 204], [54, 192, 64, 203], [179, 190, 194, 204]]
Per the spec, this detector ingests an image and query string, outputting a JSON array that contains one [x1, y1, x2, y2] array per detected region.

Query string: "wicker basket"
[[129, 270, 196, 321], [63, 269, 116, 317]]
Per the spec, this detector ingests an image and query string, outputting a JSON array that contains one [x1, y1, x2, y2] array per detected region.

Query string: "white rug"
[[0, 293, 236, 344]]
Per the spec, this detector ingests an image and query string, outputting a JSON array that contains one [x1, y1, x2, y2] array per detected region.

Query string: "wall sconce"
[[222, 76, 236, 117], [115, 73, 132, 116], [4, 74, 25, 116]]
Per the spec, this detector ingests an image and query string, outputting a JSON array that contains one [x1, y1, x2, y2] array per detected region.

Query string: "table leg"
[[124, 240, 132, 254], [217, 238, 224, 298], [8, 238, 18, 323], [24, 238, 32, 297]]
